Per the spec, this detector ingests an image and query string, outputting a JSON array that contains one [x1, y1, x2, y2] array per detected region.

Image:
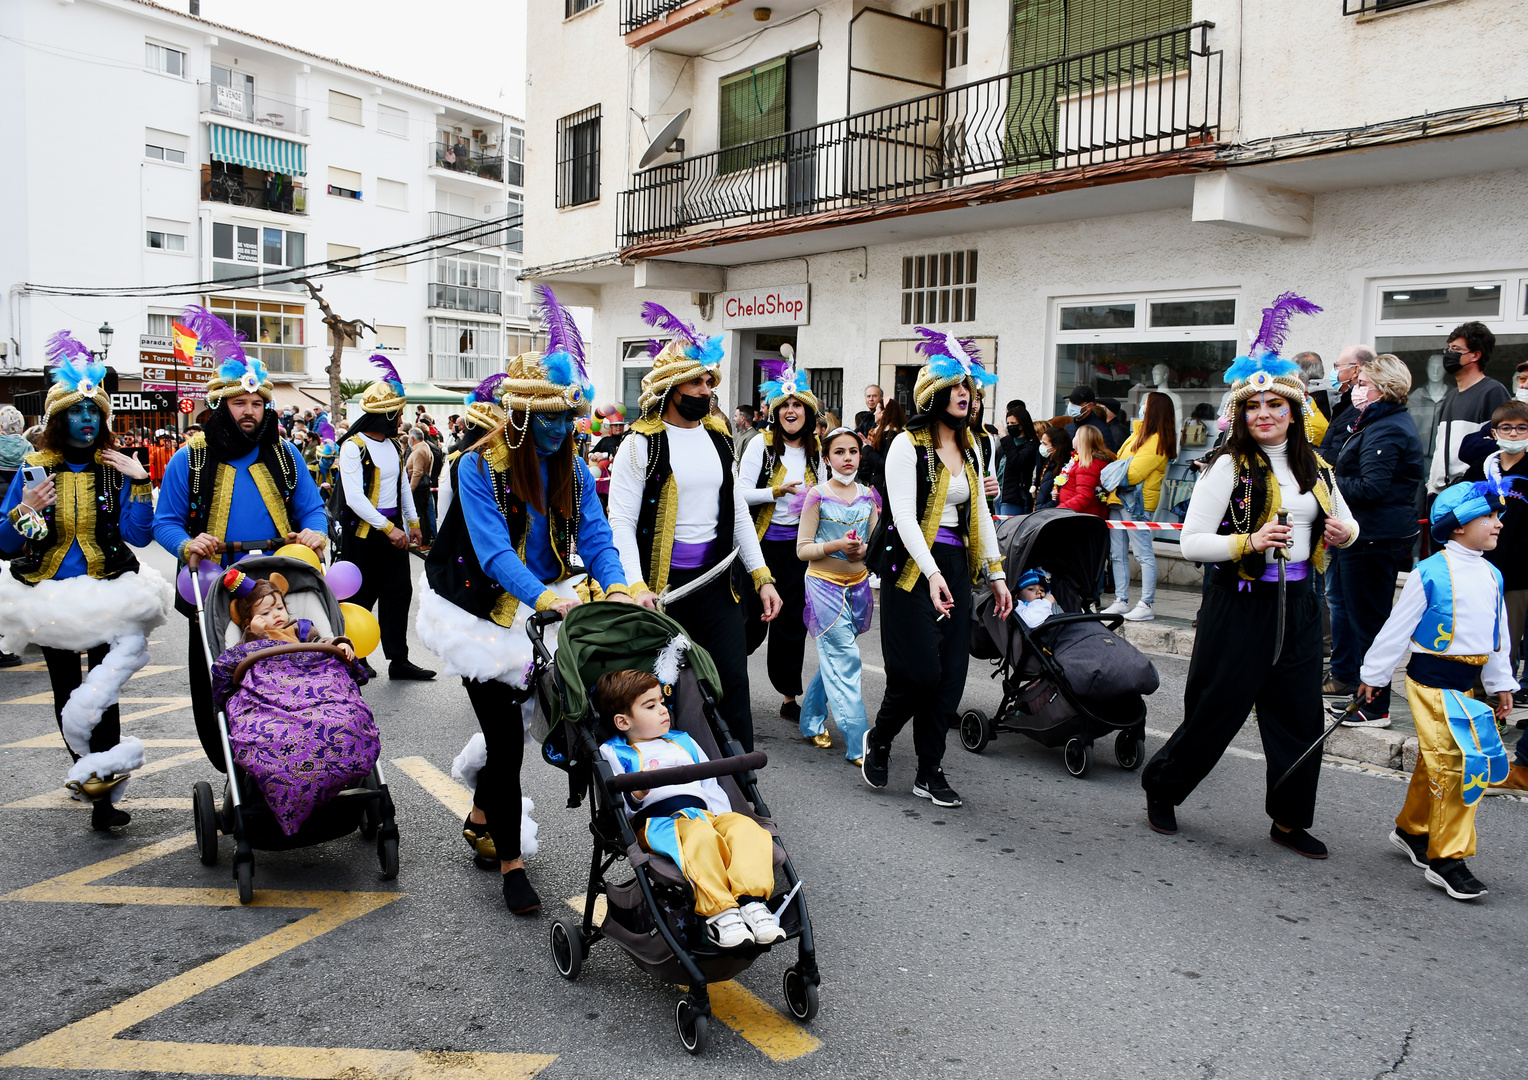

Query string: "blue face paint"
[[532, 412, 572, 456], [65, 402, 101, 448]]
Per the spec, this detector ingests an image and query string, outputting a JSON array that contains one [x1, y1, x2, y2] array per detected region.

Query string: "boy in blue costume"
[[1358, 478, 1520, 901]]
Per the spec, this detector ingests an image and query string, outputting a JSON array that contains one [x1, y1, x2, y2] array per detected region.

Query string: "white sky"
[[200, 0, 528, 116]]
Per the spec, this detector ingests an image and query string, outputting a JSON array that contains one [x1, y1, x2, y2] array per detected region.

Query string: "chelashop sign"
[[720, 284, 809, 329]]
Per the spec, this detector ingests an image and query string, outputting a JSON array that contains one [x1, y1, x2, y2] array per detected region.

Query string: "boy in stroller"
[[594, 669, 785, 950], [1015, 566, 1059, 629]]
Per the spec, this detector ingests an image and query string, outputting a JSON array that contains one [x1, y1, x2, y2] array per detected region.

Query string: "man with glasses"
[[1427, 322, 1510, 495]]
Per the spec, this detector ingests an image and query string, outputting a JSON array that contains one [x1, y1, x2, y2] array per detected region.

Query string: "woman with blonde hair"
[[1103, 391, 1177, 621], [1056, 424, 1113, 519]]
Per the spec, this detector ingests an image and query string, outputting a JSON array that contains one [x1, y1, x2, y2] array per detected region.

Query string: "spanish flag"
[[171, 321, 197, 366]]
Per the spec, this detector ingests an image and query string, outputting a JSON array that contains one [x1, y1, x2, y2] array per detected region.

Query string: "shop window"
[[901, 250, 978, 325], [1380, 284, 1503, 322]]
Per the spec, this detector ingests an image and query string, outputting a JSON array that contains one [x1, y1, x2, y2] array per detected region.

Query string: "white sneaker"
[[868, 574, 881, 590], [1123, 602, 1155, 622], [739, 901, 786, 945], [705, 908, 752, 949], [1101, 598, 1131, 615]]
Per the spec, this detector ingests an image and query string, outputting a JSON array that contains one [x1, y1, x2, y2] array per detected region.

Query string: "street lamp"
[[96, 322, 114, 361]]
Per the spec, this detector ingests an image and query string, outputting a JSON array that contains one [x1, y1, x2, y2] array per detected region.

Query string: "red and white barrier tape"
[[1103, 520, 1184, 530]]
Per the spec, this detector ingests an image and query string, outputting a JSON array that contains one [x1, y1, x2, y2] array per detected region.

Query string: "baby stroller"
[[187, 541, 398, 904], [527, 604, 819, 1055], [960, 509, 1157, 777]]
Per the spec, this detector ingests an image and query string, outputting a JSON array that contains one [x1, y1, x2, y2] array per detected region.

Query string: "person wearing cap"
[[860, 328, 1012, 809], [0, 331, 171, 833], [1063, 385, 1113, 450], [1357, 476, 1520, 900], [1142, 294, 1359, 857], [335, 355, 431, 681], [420, 287, 633, 916], [739, 353, 819, 725], [154, 306, 328, 759], [607, 302, 781, 753], [1094, 397, 1129, 452]]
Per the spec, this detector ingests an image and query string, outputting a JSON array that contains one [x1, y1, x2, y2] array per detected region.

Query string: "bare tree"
[[299, 279, 376, 418]]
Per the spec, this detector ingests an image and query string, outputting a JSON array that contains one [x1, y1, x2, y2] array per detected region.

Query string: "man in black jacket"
[[1319, 344, 1374, 697], [1465, 399, 1528, 727]]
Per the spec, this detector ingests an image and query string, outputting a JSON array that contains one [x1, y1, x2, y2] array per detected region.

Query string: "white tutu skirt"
[[414, 572, 580, 688], [0, 565, 172, 654]]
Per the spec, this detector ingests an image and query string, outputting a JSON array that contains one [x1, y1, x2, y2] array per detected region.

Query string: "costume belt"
[[807, 566, 868, 587], [1415, 651, 1487, 666]]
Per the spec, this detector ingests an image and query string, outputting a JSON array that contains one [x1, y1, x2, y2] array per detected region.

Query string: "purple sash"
[[934, 527, 965, 548], [671, 540, 716, 570]]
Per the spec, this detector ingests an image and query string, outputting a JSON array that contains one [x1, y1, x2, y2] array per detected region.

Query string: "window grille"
[[901, 250, 978, 325], [556, 106, 602, 207]]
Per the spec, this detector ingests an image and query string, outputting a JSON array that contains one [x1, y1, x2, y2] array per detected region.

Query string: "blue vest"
[[1411, 550, 1502, 655]]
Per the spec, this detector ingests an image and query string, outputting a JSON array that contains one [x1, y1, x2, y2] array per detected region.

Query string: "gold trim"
[[895, 434, 949, 593], [26, 469, 102, 582], [649, 474, 678, 595], [487, 529, 533, 628], [207, 463, 236, 546], [247, 463, 294, 537], [755, 457, 786, 540], [750, 565, 776, 590], [806, 566, 868, 587], [480, 433, 509, 472], [127, 480, 154, 504], [602, 582, 634, 598], [533, 590, 561, 611], [353, 447, 385, 541]]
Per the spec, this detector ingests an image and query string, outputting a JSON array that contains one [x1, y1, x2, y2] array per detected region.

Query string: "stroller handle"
[[605, 750, 767, 794], [187, 537, 287, 569], [231, 642, 354, 685]]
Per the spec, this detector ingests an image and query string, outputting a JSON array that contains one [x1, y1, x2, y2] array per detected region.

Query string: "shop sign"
[[111, 391, 175, 414], [720, 284, 809, 329]]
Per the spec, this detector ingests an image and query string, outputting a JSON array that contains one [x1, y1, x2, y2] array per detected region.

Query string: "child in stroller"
[[594, 669, 785, 950]]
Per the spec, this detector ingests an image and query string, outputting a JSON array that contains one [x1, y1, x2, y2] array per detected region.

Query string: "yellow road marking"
[[0, 835, 558, 1079], [129, 664, 184, 680], [4, 734, 200, 749], [3, 793, 193, 810], [392, 755, 472, 817], [2, 693, 191, 708], [121, 697, 194, 722], [0, 660, 48, 671]]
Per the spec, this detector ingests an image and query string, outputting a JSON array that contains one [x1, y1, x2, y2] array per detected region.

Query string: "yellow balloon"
[[274, 543, 322, 570], [339, 602, 381, 658]]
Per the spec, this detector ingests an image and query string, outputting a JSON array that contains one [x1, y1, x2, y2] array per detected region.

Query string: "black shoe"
[[913, 768, 962, 808], [1270, 825, 1328, 859], [389, 660, 436, 681], [1145, 794, 1177, 835], [359, 658, 377, 679], [780, 700, 801, 723], [1322, 677, 1357, 697], [1513, 688, 1528, 708], [1425, 858, 1486, 900], [0, 650, 22, 669], [502, 867, 541, 915], [90, 801, 131, 831], [860, 732, 889, 789], [1388, 828, 1429, 869]]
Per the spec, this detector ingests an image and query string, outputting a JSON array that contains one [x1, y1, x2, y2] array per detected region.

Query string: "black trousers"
[[1142, 574, 1324, 829], [666, 561, 754, 752], [41, 644, 117, 762], [186, 617, 222, 769], [464, 677, 527, 862], [347, 529, 413, 663], [744, 537, 807, 698], [870, 543, 974, 771], [1338, 536, 1415, 716]]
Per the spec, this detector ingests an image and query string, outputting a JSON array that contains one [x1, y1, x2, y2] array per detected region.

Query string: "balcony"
[[618, 23, 1221, 249], [621, 0, 688, 34], [431, 141, 505, 182], [429, 211, 519, 249], [429, 354, 501, 382], [199, 82, 309, 136], [202, 162, 307, 216], [429, 283, 503, 315], [1342, 0, 1432, 12]]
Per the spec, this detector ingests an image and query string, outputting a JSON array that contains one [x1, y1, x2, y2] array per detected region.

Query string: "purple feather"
[[913, 326, 951, 361], [757, 358, 791, 383], [1249, 292, 1323, 359], [640, 301, 699, 347], [44, 330, 93, 368], [179, 304, 248, 365], [472, 372, 508, 403], [535, 286, 587, 377], [645, 338, 665, 359], [367, 353, 405, 393]]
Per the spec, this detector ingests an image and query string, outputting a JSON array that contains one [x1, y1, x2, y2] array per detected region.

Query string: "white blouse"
[[884, 429, 1004, 581], [738, 437, 809, 525]]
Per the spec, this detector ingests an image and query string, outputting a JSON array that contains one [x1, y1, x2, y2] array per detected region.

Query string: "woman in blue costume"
[[0, 333, 172, 831], [419, 286, 634, 916]]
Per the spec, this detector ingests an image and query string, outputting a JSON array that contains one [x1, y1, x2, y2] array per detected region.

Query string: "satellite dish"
[[638, 109, 690, 169]]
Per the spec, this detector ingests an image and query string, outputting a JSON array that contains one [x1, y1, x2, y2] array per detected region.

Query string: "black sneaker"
[[501, 867, 542, 915], [90, 802, 131, 831], [0, 650, 22, 669], [1388, 828, 1429, 869], [780, 700, 801, 723], [861, 732, 889, 790], [1270, 825, 1329, 859], [1426, 858, 1487, 900], [1145, 794, 1177, 835], [389, 660, 436, 680], [913, 768, 962, 807], [1322, 677, 1357, 697]]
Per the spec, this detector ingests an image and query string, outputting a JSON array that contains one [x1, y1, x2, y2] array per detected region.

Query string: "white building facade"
[[0, 0, 532, 428], [523, 0, 1528, 459]]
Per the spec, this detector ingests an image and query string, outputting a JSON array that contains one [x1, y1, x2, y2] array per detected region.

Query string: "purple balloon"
[[176, 560, 224, 604], [326, 560, 363, 601]]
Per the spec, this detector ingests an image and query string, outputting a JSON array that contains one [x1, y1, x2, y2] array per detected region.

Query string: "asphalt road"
[[2, 543, 1526, 1080]]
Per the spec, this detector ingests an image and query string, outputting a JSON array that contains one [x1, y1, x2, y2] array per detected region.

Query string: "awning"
[[268, 383, 331, 413], [209, 124, 306, 176]]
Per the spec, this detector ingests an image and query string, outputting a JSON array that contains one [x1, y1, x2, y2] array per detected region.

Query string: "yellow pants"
[[1395, 677, 1480, 862], [642, 810, 775, 918]]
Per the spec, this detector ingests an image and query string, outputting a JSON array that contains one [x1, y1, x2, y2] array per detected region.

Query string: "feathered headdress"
[[757, 351, 819, 415], [635, 302, 727, 419], [536, 286, 591, 385], [1431, 472, 1528, 543], [911, 326, 998, 412], [359, 353, 407, 415], [463, 372, 508, 431], [1223, 293, 1323, 413], [180, 305, 273, 405], [43, 331, 111, 420]]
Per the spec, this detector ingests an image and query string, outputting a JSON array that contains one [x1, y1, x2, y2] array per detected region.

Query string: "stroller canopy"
[[552, 604, 724, 726], [999, 509, 1110, 598]]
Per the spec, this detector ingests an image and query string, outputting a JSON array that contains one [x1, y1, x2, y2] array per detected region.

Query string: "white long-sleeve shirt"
[[607, 423, 766, 586], [1179, 440, 1358, 565], [884, 429, 1003, 581], [1359, 541, 1520, 694], [339, 435, 417, 530], [738, 435, 808, 525]]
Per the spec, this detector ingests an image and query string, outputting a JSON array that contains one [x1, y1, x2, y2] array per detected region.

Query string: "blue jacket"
[[1332, 400, 1423, 541]]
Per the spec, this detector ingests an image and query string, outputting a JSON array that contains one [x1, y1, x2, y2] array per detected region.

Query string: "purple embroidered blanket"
[[210, 641, 379, 836]]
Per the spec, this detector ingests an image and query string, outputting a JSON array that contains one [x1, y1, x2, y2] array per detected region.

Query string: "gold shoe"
[[848, 757, 864, 767], [65, 773, 127, 803], [809, 732, 833, 749], [463, 819, 499, 862]]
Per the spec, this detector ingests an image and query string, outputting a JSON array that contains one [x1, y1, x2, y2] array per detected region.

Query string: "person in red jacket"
[[1056, 424, 1113, 518]]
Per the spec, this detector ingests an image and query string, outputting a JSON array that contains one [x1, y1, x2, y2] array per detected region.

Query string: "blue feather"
[[692, 335, 725, 369], [1223, 353, 1301, 385], [544, 351, 576, 387]]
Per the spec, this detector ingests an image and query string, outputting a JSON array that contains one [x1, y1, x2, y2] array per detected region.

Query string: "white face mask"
[[1038, 444, 1052, 459], [1517, 387, 1528, 403], [1065, 402, 1084, 419], [1349, 384, 1373, 411], [1497, 437, 1528, 454]]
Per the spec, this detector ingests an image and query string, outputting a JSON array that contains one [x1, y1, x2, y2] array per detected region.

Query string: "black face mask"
[[1442, 350, 1467, 373], [939, 411, 969, 432], [673, 393, 711, 423]]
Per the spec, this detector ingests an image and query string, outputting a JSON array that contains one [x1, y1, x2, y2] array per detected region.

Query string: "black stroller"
[[960, 509, 1157, 777], [187, 542, 398, 903], [527, 604, 819, 1055]]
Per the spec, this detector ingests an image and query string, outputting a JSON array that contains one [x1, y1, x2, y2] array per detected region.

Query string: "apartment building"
[[524, 0, 1528, 460], [0, 0, 532, 429]]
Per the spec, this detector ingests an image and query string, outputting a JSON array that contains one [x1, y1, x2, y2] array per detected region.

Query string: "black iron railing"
[[431, 141, 505, 182], [621, 0, 688, 34], [1342, 0, 1432, 14], [618, 22, 1221, 248]]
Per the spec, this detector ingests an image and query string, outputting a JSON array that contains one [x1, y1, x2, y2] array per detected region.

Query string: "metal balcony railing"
[[430, 283, 503, 315], [429, 354, 502, 382], [618, 22, 1222, 248], [621, 0, 688, 34], [1342, 0, 1432, 13], [202, 163, 307, 215], [199, 82, 309, 135], [432, 142, 505, 181], [429, 211, 517, 248]]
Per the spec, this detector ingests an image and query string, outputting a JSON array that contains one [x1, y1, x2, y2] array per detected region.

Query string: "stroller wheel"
[[782, 965, 820, 1022], [378, 836, 399, 881], [958, 709, 990, 754], [550, 917, 583, 981], [1115, 730, 1146, 771], [192, 781, 219, 866], [675, 996, 709, 1055], [1063, 738, 1093, 779], [234, 855, 254, 905]]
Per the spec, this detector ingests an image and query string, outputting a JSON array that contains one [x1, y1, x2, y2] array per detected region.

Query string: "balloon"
[[339, 602, 380, 658], [273, 543, 322, 570], [326, 560, 363, 601], [176, 560, 224, 604]]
